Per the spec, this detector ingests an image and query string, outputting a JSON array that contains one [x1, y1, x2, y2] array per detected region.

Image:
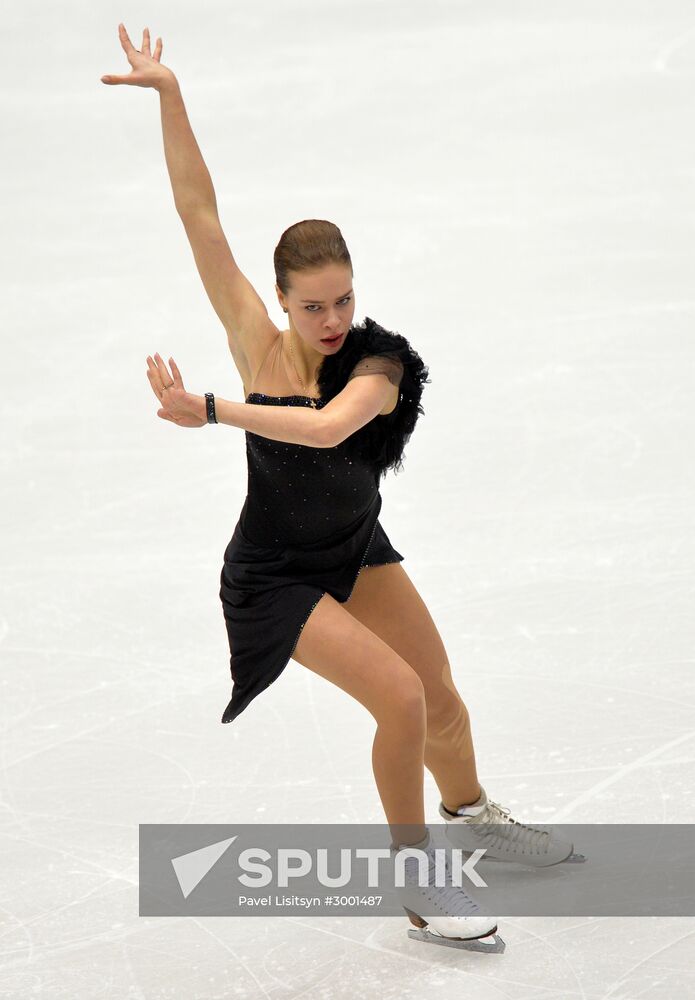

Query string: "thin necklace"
[[289, 330, 319, 408]]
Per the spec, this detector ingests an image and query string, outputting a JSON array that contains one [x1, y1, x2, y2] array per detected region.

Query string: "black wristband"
[[205, 392, 218, 424]]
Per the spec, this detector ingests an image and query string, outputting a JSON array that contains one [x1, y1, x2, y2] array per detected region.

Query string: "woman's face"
[[279, 263, 355, 353]]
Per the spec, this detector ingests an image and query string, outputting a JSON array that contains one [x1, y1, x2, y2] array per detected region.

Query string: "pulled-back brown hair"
[[274, 219, 352, 296]]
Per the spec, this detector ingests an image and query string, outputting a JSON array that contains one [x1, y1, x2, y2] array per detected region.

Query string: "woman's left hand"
[[146, 352, 206, 427]]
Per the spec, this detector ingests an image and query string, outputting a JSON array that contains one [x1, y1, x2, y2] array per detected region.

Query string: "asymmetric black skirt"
[[218, 492, 404, 725]]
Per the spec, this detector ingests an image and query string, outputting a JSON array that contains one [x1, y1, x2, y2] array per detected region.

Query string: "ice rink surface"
[[2, 0, 694, 996]]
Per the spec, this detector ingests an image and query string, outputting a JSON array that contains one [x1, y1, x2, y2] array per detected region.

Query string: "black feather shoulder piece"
[[316, 315, 431, 479]]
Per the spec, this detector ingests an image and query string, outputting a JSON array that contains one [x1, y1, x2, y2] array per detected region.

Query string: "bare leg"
[[292, 592, 429, 847], [372, 701, 428, 846], [342, 564, 485, 813], [424, 685, 483, 812]]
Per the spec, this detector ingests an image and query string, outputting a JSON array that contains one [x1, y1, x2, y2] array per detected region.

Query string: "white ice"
[[1, 0, 694, 997]]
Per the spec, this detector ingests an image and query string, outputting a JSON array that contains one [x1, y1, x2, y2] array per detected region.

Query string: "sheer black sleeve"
[[316, 316, 431, 479], [346, 354, 405, 387]]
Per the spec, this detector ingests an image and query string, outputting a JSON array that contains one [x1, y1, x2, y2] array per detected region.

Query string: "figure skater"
[[103, 24, 582, 952]]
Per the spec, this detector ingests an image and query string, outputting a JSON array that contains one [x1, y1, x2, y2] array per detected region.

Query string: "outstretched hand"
[[101, 23, 175, 90], [146, 353, 206, 428]]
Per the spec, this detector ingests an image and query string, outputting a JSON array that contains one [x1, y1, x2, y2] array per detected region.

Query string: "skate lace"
[[476, 800, 551, 854], [401, 847, 480, 916]]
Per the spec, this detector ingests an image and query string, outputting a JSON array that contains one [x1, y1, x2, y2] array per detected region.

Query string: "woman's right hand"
[[101, 23, 175, 91]]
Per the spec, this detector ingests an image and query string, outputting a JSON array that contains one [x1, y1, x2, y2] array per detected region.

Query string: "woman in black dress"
[[106, 24, 579, 949]]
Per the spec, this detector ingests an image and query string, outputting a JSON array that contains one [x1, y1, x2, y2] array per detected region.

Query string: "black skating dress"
[[218, 316, 430, 724]]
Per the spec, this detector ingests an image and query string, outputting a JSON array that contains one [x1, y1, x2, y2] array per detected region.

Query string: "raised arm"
[[158, 77, 280, 386], [102, 24, 277, 388]]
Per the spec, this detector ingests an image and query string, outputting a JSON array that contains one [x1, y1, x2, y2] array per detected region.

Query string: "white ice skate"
[[390, 827, 505, 952], [439, 785, 586, 866]]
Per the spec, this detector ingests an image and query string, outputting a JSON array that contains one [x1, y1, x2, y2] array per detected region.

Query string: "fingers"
[[145, 354, 185, 425], [168, 357, 183, 387], [145, 354, 169, 395], [119, 22, 161, 59], [146, 371, 160, 401], [151, 351, 174, 388], [105, 23, 162, 81], [146, 352, 181, 398], [118, 22, 135, 54], [145, 359, 165, 400]]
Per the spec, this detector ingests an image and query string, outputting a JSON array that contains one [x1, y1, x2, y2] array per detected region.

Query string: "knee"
[[382, 670, 427, 731]]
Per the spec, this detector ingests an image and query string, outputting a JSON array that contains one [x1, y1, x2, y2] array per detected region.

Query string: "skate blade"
[[407, 927, 506, 953], [564, 852, 587, 863]]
